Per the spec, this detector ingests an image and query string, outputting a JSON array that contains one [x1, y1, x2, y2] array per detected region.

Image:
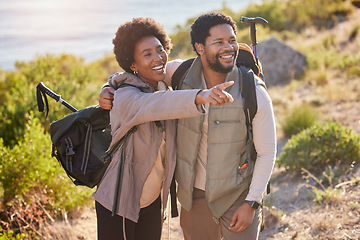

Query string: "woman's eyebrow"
[[141, 48, 151, 54], [141, 44, 163, 54]]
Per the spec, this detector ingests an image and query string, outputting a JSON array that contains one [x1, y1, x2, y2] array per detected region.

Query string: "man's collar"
[[183, 57, 239, 89], [182, 57, 203, 89]]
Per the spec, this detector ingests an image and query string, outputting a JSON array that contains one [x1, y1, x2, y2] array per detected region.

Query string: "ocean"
[[0, 0, 260, 71]]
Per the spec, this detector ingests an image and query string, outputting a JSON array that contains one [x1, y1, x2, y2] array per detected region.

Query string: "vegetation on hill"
[[1, 0, 359, 239], [169, 0, 354, 58], [278, 121, 360, 173]]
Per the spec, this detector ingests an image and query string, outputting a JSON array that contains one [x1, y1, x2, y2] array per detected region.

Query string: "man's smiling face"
[[202, 23, 238, 74]]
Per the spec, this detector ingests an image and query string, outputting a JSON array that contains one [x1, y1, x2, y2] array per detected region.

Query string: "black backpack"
[[49, 105, 112, 188], [37, 83, 138, 188]]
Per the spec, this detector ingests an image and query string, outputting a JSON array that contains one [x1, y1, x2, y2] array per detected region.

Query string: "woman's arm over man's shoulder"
[[163, 59, 184, 86]]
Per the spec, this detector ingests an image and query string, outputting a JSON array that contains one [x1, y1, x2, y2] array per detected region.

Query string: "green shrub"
[[306, 47, 339, 70], [312, 186, 342, 204], [0, 231, 25, 240], [277, 121, 360, 173], [0, 54, 105, 147], [322, 34, 336, 49], [349, 24, 359, 41], [353, 0, 360, 7], [281, 104, 318, 137], [337, 52, 360, 77], [237, 0, 353, 33], [0, 114, 92, 213], [90, 53, 122, 78], [237, 0, 287, 32], [169, 21, 196, 59]]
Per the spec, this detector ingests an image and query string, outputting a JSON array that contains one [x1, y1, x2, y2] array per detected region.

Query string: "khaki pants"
[[180, 188, 261, 240]]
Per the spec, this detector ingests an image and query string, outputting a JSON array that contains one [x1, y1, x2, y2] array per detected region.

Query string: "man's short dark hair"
[[190, 12, 237, 55], [113, 17, 172, 73]]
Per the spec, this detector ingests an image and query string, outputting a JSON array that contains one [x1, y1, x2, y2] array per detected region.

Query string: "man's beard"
[[205, 51, 237, 73]]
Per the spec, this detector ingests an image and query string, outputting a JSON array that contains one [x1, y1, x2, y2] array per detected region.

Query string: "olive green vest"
[[175, 58, 254, 219]]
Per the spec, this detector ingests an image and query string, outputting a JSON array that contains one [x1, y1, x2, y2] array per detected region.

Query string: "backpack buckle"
[[65, 138, 75, 156], [65, 138, 74, 173]]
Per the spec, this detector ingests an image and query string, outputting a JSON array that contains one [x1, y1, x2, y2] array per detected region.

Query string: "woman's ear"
[[130, 63, 139, 76], [130, 64, 137, 72], [195, 43, 204, 55]]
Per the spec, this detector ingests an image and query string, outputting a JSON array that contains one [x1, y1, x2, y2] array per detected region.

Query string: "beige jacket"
[[92, 72, 204, 222]]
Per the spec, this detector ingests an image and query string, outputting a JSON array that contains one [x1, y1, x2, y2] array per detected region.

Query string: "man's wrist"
[[244, 200, 260, 210], [195, 90, 204, 105]]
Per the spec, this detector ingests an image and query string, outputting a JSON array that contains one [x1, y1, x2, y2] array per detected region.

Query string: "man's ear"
[[195, 43, 204, 55]]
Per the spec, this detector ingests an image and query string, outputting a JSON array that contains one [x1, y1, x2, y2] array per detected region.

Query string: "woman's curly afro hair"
[[190, 12, 237, 55], [113, 17, 172, 73]]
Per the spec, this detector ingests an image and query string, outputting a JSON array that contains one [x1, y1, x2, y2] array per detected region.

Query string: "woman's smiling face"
[[131, 35, 168, 89]]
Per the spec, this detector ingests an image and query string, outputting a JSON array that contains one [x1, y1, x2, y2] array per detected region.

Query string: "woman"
[[92, 17, 233, 240]]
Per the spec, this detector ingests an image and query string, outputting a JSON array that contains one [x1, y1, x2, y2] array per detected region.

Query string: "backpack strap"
[[111, 125, 138, 216], [239, 66, 270, 195], [239, 66, 257, 174], [171, 58, 195, 90], [239, 66, 257, 124], [170, 177, 179, 217]]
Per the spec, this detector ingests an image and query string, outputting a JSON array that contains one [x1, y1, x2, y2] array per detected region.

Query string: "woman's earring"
[[131, 66, 138, 76]]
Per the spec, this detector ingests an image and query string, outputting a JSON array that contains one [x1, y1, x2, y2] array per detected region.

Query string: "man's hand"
[[228, 202, 255, 232], [195, 81, 234, 105], [99, 86, 115, 110]]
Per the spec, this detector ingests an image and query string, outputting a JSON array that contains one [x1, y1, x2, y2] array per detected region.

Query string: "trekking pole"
[[240, 17, 268, 65], [36, 82, 78, 117]]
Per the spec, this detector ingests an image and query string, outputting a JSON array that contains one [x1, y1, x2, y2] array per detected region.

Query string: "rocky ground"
[[258, 166, 360, 240]]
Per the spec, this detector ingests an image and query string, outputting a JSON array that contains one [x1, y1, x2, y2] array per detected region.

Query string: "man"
[[99, 12, 276, 240]]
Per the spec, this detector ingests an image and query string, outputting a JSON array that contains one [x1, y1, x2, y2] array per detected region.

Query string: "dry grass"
[[269, 65, 360, 137], [41, 206, 97, 240], [259, 166, 360, 240]]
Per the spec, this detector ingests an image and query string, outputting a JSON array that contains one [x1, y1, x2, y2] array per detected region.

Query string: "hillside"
[[41, 7, 360, 240], [258, 7, 360, 240], [270, 7, 360, 137], [11, 6, 360, 240]]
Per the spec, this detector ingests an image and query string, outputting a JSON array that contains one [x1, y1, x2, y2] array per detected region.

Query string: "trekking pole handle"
[[38, 82, 78, 112], [240, 17, 268, 45], [240, 17, 268, 62], [240, 17, 268, 25]]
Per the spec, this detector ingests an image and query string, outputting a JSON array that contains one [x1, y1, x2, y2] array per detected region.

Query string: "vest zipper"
[[213, 120, 241, 124]]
